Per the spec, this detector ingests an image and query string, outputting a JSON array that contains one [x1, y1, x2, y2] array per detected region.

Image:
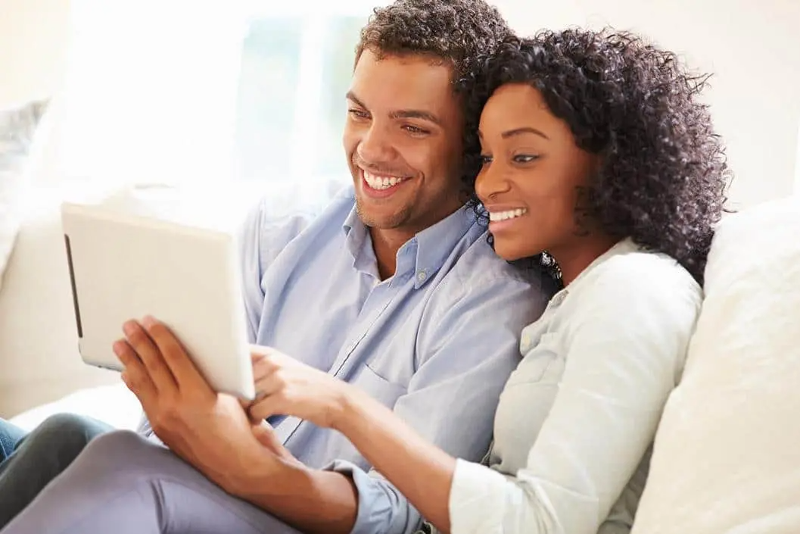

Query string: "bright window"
[[54, 1, 383, 189], [233, 13, 368, 184]]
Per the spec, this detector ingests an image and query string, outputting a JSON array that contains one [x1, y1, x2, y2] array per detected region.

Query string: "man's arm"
[[229, 266, 551, 534]]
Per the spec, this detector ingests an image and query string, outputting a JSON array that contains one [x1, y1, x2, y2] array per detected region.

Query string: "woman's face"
[[475, 83, 601, 263]]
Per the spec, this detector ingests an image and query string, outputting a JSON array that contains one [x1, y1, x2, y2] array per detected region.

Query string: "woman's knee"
[[35, 413, 111, 450], [80, 430, 173, 472]]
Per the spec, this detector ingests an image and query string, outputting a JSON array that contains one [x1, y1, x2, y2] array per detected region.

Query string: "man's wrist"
[[224, 454, 359, 534], [225, 450, 305, 498], [331, 384, 365, 435]]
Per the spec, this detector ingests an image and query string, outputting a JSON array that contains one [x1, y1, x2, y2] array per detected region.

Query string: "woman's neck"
[[551, 234, 620, 286]]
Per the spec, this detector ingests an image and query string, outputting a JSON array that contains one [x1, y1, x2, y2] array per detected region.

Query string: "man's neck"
[[369, 227, 415, 280]]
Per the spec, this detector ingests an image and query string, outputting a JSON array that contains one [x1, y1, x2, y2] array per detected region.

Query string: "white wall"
[[0, 0, 71, 108], [495, 0, 800, 207], [2, 0, 798, 204]]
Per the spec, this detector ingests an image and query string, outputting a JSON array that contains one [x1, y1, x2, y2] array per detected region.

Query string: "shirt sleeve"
[[237, 195, 327, 343], [448, 260, 702, 534], [329, 267, 551, 534]]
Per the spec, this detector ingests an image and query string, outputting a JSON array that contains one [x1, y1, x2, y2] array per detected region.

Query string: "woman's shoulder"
[[569, 241, 703, 325]]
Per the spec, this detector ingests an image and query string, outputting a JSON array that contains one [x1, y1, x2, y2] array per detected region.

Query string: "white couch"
[[1, 120, 800, 532]]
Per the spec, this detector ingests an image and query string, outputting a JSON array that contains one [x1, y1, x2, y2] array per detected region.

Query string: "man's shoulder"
[[432, 229, 553, 311], [447, 229, 546, 288], [245, 184, 354, 242]]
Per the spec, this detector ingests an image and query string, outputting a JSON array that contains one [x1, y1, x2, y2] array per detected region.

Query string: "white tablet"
[[61, 202, 255, 400]]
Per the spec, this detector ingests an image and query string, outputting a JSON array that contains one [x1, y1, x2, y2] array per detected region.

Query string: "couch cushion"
[[0, 99, 49, 290], [632, 196, 800, 534]]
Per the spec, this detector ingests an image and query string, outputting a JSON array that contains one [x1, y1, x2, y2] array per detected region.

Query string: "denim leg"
[[0, 413, 113, 528], [0, 420, 27, 462]]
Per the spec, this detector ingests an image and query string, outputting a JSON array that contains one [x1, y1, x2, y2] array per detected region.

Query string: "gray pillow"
[[0, 99, 50, 285]]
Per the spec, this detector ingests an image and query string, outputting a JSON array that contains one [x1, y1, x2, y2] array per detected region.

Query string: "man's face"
[[343, 49, 465, 235]]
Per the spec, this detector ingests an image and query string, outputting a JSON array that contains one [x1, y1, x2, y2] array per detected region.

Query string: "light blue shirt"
[[238, 186, 551, 534]]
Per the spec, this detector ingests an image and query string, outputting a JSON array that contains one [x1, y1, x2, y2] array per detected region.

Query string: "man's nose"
[[357, 124, 395, 164]]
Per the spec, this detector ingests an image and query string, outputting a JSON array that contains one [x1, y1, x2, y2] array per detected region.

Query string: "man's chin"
[[354, 199, 409, 230]]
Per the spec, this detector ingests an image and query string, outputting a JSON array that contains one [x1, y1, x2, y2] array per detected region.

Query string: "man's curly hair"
[[356, 0, 512, 197], [466, 29, 732, 284]]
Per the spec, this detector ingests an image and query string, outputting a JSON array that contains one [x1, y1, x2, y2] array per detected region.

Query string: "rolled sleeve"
[[327, 460, 418, 534]]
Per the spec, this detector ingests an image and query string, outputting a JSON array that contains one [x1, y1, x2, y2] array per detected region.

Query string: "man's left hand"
[[113, 316, 286, 491]]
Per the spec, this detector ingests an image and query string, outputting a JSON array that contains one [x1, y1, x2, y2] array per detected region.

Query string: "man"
[[1, 1, 550, 533]]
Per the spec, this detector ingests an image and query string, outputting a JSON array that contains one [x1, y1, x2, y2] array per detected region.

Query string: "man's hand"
[[248, 346, 355, 430], [114, 316, 291, 491]]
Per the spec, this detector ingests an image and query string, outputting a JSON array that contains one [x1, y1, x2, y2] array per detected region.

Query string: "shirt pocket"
[[351, 364, 408, 409], [504, 331, 564, 387]]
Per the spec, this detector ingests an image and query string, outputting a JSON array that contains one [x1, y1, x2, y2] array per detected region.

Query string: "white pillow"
[[0, 99, 49, 290], [632, 196, 800, 534]]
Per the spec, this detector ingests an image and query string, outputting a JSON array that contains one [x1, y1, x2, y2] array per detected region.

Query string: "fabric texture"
[[0, 414, 112, 529], [631, 197, 800, 534], [3, 431, 303, 534]]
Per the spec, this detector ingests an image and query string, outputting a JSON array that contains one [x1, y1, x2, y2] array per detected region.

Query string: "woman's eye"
[[479, 155, 493, 165], [513, 154, 539, 164]]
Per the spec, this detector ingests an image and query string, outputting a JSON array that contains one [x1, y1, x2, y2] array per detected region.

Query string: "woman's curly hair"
[[462, 29, 732, 284]]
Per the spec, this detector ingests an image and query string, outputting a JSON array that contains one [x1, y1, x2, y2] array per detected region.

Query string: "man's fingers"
[[114, 339, 158, 408], [141, 316, 212, 395], [122, 320, 177, 394], [248, 394, 283, 422]]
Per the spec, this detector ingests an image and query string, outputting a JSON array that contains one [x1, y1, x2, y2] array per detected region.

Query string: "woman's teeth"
[[489, 209, 527, 222], [363, 171, 407, 190]]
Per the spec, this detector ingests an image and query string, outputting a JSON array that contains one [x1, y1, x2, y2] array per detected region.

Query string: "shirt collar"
[[342, 204, 476, 288], [553, 238, 639, 302], [410, 206, 475, 288]]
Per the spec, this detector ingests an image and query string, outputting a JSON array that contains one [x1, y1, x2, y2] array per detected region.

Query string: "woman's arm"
[[331, 385, 459, 533]]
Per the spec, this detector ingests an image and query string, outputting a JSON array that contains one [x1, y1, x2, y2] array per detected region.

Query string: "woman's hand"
[[248, 345, 353, 430]]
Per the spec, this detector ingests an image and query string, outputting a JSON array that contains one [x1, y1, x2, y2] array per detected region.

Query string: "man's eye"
[[403, 125, 429, 135], [348, 109, 369, 120]]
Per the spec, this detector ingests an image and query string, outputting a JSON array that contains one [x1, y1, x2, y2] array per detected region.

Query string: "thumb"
[[251, 422, 298, 464]]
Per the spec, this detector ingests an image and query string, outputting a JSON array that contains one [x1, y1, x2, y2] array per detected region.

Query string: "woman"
[[244, 28, 730, 533]]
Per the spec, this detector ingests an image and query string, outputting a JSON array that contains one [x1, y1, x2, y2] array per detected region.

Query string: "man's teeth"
[[363, 171, 406, 190], [489, 209, 527, 222]]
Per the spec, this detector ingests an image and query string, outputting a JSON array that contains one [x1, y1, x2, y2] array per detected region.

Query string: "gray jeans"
[[0, 414, 112, 528], [1, 431, 303, 534]]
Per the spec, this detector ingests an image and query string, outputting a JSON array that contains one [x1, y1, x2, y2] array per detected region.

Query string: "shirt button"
[[416, 271, 427, 282], [551, 291, 567, 307]]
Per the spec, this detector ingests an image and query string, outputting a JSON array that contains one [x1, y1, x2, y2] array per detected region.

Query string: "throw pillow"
[[0, 99, 49, 289]]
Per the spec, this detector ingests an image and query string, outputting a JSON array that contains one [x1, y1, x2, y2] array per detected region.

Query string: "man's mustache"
[[352, 158, 411, 177]]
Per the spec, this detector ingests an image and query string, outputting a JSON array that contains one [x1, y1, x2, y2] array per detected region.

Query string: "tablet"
[[61, 202, 255, 400]]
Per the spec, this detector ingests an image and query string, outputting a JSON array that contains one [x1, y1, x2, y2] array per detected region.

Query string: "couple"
[[0, 0, 730, 532]]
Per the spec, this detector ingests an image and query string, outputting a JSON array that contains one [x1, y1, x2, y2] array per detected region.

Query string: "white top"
[[448, 239, 703, 534]]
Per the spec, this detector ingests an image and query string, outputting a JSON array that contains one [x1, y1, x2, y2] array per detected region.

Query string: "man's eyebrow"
[[346, 91, 367, 108], [346, 91, 442, 126], [389, 109, 443, 126]]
